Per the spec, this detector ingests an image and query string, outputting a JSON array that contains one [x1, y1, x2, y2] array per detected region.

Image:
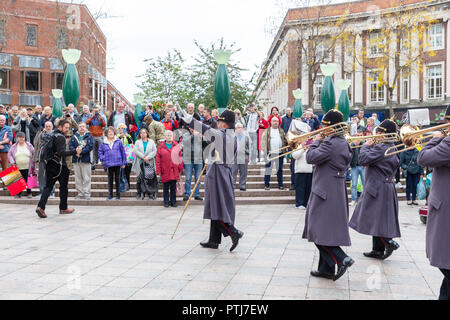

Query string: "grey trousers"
[[232, 163, 248, 190], [248, 132, 258, 164], [92, 136, 103, 166], [73, 162, 92, 197]]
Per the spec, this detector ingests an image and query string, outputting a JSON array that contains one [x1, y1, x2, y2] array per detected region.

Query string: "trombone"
[[268, 122, 350, 161], [347, 133, 400, 149], [384, 123, 450, 157]]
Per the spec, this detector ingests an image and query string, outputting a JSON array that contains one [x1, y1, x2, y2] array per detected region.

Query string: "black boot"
[[200, 241, 219, 249], [310, 270, 334, 280], [334, 257, 354, 282], [364, 251, 384, 259], [230, 230, 244, 252], [382, 240, 400, 260]]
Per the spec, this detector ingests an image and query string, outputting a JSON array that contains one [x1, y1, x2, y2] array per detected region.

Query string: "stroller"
[[419, 172, 433, 225]]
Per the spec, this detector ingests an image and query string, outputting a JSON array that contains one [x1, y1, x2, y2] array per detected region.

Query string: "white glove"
[[181, 109, 193, 125]]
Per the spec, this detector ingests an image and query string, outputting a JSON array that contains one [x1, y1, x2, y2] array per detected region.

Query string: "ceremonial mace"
[[171, 159, 208, 240]]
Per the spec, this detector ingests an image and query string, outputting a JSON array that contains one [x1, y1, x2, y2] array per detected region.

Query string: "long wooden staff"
[[171, 161, 208, 239]]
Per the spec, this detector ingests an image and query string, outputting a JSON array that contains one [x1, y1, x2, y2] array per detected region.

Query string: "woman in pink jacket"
[[156, 130, 184, 208]]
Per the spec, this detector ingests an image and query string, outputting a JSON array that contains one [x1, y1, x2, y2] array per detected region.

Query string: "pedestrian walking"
[[349, 120, 402, 260], [417, 105, 450, 300], [36, 120, 81, 218], [303, 110, 354, 281]]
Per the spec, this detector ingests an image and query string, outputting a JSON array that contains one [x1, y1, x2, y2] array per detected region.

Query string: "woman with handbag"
[[7, 132, 36, 198], [400, 148, 424, 205], [132, 128, 157, 200], [156, 130, 184, 208]]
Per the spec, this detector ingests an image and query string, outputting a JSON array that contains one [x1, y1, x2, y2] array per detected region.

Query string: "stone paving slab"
[[0, 201, 441, 300]]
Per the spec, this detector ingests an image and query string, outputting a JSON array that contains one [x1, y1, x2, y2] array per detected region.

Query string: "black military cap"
[[218, 110, 235, 129], [377, 119, 398, 134], [322, 109, 344, 126]]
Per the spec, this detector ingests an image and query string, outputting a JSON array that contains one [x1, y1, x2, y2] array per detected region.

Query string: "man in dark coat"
[[181, 109, 244, 252], [349, 120, 401, 260], [303, 109, 354, 281], [417, 105, 450, 300]]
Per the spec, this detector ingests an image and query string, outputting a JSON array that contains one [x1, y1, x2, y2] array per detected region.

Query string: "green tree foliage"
[[137, 39, 257, 111]]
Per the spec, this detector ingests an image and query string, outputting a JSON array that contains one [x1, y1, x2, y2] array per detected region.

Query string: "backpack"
[[38, 131, 63, 164]]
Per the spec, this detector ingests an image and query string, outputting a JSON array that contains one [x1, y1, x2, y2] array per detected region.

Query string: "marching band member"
[[349, 120, 401, 260], [303, 109, 354, 281], [417, 106, 450, 300], [181, 109, 244, 252]]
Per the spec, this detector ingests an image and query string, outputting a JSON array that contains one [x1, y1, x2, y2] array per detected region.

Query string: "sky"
[[78, 0, 354, 103]]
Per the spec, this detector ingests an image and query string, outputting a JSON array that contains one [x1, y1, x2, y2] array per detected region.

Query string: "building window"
[[368, 32, 384, 56], [314, 75, 324, 105], [428, 23, 443, 50], [401, 71, 409, 103], [427, 64, 443, 99], [51, 72, 64, 90], [0, 68, 10, 89], [20, 71, 42, 92], [0, 20, 5, 45], [57, 28, 67, 49], [317, 43, 330, 61], [26, 25, 37, 47], [369, 72, 385, 103], [345, 72, 352, 103]]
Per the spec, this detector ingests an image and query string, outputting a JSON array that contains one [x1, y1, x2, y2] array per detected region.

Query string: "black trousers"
[[19, 169, 31, 195], [372, 236, 392, 252], [38, 161, 69, 211], [208, 220, 238, 244], [439, 269, 450, 300], [163, 180, 177, 205], [395, 168, 401, 184], [295, 173, 312, 207], [125, 164, 132, 187], [315, 244, 348, 274], [290, 159, 295, 188], [107, 166, 120, 197]]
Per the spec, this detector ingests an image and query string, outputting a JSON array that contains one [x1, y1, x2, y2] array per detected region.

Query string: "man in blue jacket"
[[0, 115, 13, 172], [69, 122, 94, 200]]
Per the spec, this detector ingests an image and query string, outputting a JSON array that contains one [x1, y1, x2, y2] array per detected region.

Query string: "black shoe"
[[230, 230, 244, 252], [289, 186, 295, 191], [183, 196, 189, 201], [264, 186, 270, 191], [171, 203, 178, 208], [363, 251, 384, 259], [334, 257, 354, 282], [239, 188, 246, 192], [310, 270, 334, 280], [136, 194, 142, 200], [200, 241, 219, 249], [194, 197, 203, 201], [382, 240, 400, 260], [279, 186, 285, 190], [164, 203, 170, 208]]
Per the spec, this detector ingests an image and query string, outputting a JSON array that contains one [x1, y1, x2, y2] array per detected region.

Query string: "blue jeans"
[[406, 173, 420, 201], [184, 163, 203, 198], [351, 166, 365, 201]]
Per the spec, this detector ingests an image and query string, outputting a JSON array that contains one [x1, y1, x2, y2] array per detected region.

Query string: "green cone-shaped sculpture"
[[62, 49, 81, 108], [337, 79, 351, 122], [214, 50, 232, 115], [292, 89, 304, 119], [52, 89, 63, 118], [134, 94, 144, 128], [320, 63, 337, 114]]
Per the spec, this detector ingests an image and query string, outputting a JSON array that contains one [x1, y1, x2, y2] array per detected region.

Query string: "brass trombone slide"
[[347, 133, 400, 149], [384, 123, 450, 157], [267, 122, 350, 162]]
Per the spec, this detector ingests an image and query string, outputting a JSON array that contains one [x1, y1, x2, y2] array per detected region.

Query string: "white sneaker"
[[49, 194, 55, 199], [349, 201, 355, 207], [396, 182, 403, 188], [296, 206, 306, 210]]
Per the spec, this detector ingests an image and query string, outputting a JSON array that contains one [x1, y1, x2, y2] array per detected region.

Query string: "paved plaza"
[[0, 201, 442, 300]]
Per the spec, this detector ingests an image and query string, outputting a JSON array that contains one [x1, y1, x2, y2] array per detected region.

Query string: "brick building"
[[255, 0, 450, 123], [0, 0, 130, 112]]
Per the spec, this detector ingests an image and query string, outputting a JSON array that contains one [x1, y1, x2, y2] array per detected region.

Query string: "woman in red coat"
[[257, 111, 269, 162], [156, 130, 184, 208], [161, 111, 179, 131], [267, 107, 283, 127]]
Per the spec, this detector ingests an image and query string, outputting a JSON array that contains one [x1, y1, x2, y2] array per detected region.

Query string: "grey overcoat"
[[302, 135, 353, 246], [349, 143, 401, 238], [417, 136, 450, 270], [189, 119, 237, 225]]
